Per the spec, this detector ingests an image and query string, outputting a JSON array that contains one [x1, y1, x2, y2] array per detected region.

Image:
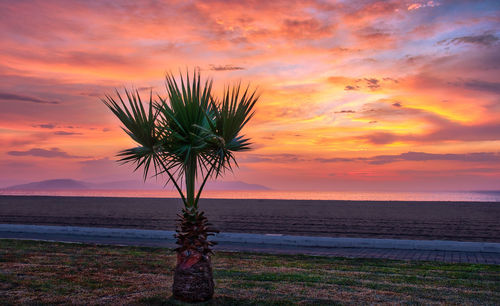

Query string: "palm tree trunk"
[[185, 156, 197, 208], [172, 248, 214, 302], [172, 156, 215, 302]]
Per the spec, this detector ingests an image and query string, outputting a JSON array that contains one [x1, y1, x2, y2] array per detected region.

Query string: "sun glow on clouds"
[[408, 1, 441, 11], [0, 0, 499, 191]]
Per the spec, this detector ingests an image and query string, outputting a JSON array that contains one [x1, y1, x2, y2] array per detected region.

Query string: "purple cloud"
[[439, 33, 499, 46], [361, 132, 398, 145], [54, 131, 82, 136], [0, 92, 59, 104], [344, 85, 359, 91], [460, 79, 500, 94], [33, 123, 56, 129], [7, 147, 88, 158], [364, 78, 380, 90], [369, 152, 500, 165], [209, 64, 245, 71], [315, 151, 500, 165]]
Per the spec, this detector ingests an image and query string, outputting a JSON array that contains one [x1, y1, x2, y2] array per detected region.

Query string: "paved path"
[[1, 224, 499, 264]]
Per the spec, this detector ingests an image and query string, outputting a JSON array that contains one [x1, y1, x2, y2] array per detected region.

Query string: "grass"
[[0, 239, 499, 305]]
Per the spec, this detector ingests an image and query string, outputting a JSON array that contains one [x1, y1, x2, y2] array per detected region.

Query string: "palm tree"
[[102, 70, 258, 302]]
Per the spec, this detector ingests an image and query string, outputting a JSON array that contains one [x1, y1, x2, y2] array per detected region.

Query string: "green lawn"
[[0, 239, 499, 305]]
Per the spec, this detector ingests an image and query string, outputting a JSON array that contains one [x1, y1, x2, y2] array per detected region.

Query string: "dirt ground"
[[0, 195, 499, 242]]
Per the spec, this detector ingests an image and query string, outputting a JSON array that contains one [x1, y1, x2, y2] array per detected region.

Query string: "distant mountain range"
[[3, 179, 270, 191]]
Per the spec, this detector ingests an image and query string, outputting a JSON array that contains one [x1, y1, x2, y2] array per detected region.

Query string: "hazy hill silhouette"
[[5, 179, 89, 190], [4, 179, 270, 191]]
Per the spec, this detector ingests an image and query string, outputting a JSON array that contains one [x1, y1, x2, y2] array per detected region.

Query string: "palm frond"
[[104, 70, 259, 208], [102, 89, 160, 180], [204, 82, 259, 178]]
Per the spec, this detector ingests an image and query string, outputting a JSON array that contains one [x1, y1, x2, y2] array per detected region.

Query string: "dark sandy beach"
[[0, 195, 499, 242]]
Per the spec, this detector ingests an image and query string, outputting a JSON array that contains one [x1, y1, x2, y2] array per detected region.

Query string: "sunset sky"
[[1, 0, 499, 191]]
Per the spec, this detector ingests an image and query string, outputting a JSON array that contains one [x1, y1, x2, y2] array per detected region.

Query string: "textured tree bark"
[[172, 251, 214, 302]]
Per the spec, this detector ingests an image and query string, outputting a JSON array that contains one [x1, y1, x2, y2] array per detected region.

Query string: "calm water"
[[1, 189, 499, 202]]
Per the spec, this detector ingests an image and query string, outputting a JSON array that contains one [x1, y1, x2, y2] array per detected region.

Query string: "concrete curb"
[[1, 224, 499, 253]]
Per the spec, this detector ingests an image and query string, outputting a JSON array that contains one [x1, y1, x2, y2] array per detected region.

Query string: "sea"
[[1, 189, 499, 202]]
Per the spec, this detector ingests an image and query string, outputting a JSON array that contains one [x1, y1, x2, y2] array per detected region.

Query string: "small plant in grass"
[[103, 70, 258, 302]]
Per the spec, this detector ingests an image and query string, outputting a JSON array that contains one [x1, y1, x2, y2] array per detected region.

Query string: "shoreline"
[[1, 190, 499, 202], [1, 193, 499, 203]]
